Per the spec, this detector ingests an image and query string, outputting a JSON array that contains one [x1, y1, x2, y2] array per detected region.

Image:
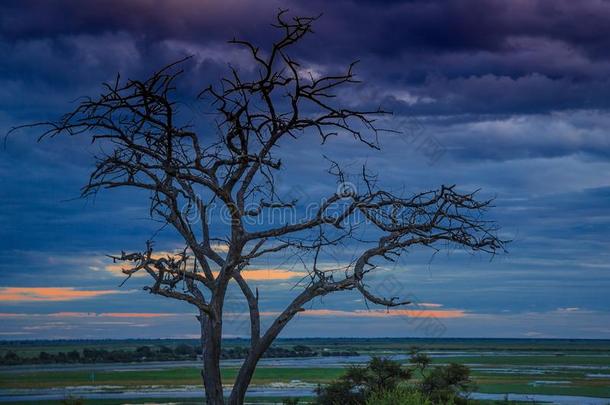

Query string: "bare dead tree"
[[14, 11, 505, 405]]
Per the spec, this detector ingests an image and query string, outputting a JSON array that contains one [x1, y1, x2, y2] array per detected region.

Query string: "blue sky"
[[1, 0, 610, 340]]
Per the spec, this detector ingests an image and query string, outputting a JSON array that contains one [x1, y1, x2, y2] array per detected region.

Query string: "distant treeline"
[[0, 344, 358, 365]]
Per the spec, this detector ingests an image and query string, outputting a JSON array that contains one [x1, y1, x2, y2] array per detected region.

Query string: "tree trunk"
[[227, 348, 261, 404], [200, 310, 224, 405], [228, 290, 316, 404]]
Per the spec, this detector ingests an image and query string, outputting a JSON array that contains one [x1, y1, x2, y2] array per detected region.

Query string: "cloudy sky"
[[1, 0, 610, 340]]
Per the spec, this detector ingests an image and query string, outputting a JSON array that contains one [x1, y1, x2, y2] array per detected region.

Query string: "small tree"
[[409, 346, 431, 375], [420, 363, 474, 405], [316, 356, 412, 404], [409, 348, 474, 404], [16, 11, 504, 405], [320, 352, 474, 404]]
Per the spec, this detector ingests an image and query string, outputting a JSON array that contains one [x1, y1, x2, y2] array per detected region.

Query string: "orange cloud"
[[292, 308, 465, 319], [210, 243, 230, 253], [106, 249, 305, 281], [105, 263, 146, 277], [0, 312, 181, 318], [0, 287, 125, 302], [212, 269, 306, 280], [238, 269, 306, 281], [105, 250, 188, 277]]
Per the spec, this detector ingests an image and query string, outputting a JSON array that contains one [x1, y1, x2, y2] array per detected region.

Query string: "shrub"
[[314, 380, 365, 405], [420, 363, 473, 405], [365, 387, 435, 405], [315, 357, 411, 405], [316, 351, 474, 405], [175, 343, 196, 356]]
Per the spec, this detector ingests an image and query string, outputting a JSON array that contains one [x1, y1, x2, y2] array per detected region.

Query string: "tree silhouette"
[[16, 11, 504, 405]]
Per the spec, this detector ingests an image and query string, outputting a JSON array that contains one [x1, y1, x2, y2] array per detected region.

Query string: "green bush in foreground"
[[366, 387, 435, 405], [315, 357, 412, 404], [316, 348, 474, 405], [420, 363, 473, 404]]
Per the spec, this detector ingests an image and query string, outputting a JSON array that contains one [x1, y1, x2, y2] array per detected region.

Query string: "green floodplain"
[[1, 338, 610, 404]]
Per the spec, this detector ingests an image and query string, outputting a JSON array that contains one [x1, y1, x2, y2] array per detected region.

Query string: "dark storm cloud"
[[314, 0, 610, 58], [0, 0, 606, 58], [0, 0, 281, 41], [5, 0, 610, 57], [3, 0, 610, 158]]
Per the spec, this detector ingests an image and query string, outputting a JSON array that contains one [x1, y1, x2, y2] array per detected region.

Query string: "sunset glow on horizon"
[[0, 287, 127, 302]]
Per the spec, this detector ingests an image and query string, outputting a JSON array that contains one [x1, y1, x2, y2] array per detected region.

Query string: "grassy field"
[[0, 367, 343, 389], [3, 364, 609, 398], [1, 338, 610, 401]]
